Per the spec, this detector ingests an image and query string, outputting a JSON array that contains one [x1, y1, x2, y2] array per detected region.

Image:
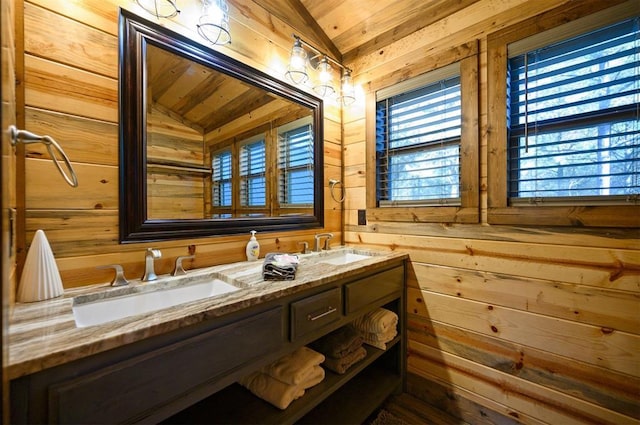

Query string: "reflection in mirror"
[[119, 9, 324, 242], [145, 44, 315, 220]]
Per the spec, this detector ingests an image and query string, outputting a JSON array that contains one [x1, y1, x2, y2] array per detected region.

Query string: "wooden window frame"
[[487, 0, 639, 227], [366, 44, 480, 224]]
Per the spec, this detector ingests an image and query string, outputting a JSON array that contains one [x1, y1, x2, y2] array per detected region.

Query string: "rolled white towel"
[[351, 308, 398, 334], [361, 328, 397, 350]]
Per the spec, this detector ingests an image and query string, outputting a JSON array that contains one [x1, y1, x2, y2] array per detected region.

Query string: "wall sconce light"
[[197, 0, 231, 45], [314, 56, 335, 98], [135, 0, 180, 18], [285, 37, 309, 84], [340, 69, 356, 106], [285, 35, 355, 106]]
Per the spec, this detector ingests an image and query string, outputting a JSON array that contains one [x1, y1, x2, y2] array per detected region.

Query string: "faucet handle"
[[172, 255, 195, 276], [96, 264, 129, 287], [323, 233, 333, 250], [297, 241, 309, 254]]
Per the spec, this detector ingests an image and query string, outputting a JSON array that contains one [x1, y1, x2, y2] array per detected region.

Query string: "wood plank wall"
[[342, 0, 640, 423], [2, 0, 18, 419], [16, 0, 342, 290]]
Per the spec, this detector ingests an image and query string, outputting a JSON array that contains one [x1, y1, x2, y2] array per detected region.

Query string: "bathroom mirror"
[[119, 9, 324, 242]]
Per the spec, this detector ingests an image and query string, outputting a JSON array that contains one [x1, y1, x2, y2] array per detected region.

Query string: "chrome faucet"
[[142, 248, 162, 281], [314, 233, 333, 252]]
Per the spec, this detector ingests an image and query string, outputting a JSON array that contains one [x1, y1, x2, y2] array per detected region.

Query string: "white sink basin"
[[319, 251, 372, 265], [72, 279, 239, 327]]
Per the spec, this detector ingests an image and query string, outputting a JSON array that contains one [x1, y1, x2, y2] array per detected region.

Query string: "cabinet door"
[[48, 306, 283, 424]]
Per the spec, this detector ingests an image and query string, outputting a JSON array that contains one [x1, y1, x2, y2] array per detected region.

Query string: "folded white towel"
[[239, 372, 304, 410], [261, 346, 325, 385], [352, 308, 398, 334], [240, 365, 325, 410], [299, 364, 325, 389]]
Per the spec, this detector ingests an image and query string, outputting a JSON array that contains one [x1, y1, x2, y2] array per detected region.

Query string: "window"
[[211, 149, 232, 218], [507, 17, 639, 204], [367, 52, 479, 224], [239, 137, 266, 209], [487, 2, 639, 226], [278, 117, 314, 207], [376, 71, 462, 206]]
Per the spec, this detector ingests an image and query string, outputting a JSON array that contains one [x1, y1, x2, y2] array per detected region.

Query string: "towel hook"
[[9, 125, 79, 187], [329, 179, 344, 203]]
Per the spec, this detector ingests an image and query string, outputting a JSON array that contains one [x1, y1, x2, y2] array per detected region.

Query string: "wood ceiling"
[[148, 0, 480, 135], [255, 0, 480, 62]]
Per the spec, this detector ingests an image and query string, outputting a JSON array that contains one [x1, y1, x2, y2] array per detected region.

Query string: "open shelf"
[[165, 338, 401, 425]]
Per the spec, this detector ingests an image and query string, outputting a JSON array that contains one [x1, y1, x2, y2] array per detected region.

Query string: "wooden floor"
[[369, 393, 470, 425]]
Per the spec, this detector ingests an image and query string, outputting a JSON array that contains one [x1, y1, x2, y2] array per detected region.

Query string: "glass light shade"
[[341, 70, 356, 106], [197, 0, 231, 45], [136, 0, 180, 18], [285, 40, 309, 84], [313, 56, 335, 98]]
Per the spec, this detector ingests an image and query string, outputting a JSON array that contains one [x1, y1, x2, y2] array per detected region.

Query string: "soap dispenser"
[[246, 230, 260, 261]]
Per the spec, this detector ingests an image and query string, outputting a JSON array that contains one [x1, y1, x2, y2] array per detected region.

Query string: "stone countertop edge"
[[7, 247, 408, 380]]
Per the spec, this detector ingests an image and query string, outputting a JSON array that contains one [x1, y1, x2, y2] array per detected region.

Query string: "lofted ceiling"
[[147, 0, 481, 136], [254, 0, 481, 63]]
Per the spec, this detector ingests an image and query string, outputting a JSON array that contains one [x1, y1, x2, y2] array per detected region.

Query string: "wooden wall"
[[342, 0, 640, 424], [2, 0, 17, 419], [16, 0, 342, 290], [12, 0, 640, 423]]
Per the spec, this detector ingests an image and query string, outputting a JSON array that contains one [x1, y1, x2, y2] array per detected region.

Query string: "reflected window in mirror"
[[208, 117, 314, 218], [211, 149, 232, 218], [239, 136, 267, 214], [279, 117, 314, 209]]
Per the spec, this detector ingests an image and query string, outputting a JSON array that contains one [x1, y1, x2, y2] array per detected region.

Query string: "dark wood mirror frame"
[[118, 9, 324, 243]]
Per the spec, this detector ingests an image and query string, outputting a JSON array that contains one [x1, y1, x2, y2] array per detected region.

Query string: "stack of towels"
[[351, 307, 398, 350], [262, 253, 300, 281], [239, 346, 324, 410], [310, 325, 367, 375]]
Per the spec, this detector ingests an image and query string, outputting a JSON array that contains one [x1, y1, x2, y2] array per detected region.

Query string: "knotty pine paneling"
[[343, 0, 639, 423], [18, 0, 342, 289]]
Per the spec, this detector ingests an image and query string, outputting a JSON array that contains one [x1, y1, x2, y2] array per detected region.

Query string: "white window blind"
[[278, 118, 314, 206], [211, 149, 232, 217], [239, 138, 266, 207], [507, 17, 639, 204], [376, 71, 462, 206]]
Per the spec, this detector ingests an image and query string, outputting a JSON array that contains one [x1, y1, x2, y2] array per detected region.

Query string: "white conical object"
[[17, 229, 64, 302]]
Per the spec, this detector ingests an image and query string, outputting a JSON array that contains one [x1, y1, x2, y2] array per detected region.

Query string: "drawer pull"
[[307, 306, 337, 321]]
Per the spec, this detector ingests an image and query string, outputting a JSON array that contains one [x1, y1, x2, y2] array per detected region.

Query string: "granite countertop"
[[8, 247, 407, 380]]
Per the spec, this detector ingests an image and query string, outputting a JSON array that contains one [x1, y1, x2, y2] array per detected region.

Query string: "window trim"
[[366, 45, 479, 223], [487, 0, 639, 227]]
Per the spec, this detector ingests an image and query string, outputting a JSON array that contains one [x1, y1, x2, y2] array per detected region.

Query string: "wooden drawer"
[[345, 266, 403, 315], [290, 287, 342, 340], [48, 306, 284, 424]]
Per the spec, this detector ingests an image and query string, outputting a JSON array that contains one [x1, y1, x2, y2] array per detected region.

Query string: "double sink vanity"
[[9, 247, 407, 424]]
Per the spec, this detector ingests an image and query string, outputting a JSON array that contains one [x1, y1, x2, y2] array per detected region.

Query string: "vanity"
[[9, 248, 407, 424]]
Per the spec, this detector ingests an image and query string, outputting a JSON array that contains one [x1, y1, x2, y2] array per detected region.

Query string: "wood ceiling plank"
[[248, 0, 342, 60], [340, 0, 481, 60]]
